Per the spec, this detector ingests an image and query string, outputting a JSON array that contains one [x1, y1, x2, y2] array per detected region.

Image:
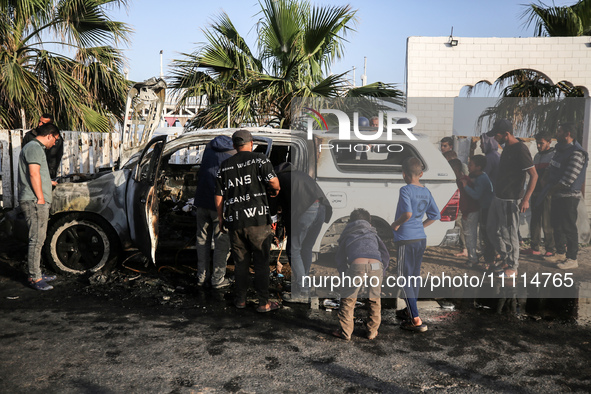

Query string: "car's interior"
[[155, 140, 293, 250]]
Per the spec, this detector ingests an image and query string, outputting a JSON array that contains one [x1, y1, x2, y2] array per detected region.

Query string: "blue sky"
[[110, 0, 576, 88]]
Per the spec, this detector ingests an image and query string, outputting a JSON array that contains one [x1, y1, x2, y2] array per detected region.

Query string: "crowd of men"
[[442, 119, 588, 276]]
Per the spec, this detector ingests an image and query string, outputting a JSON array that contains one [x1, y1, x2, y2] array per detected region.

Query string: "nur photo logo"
[[302, 108, 418, 141]]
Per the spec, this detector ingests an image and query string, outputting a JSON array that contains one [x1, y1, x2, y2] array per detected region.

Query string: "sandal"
[[400, 320, 428, 333], [256, 301, 280, 313], [332, 330, 350, 340]]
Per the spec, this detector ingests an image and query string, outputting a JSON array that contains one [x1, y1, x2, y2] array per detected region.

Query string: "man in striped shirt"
[[544, 123, 589, 269]]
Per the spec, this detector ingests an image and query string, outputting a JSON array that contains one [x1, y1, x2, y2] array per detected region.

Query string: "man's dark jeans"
[[530, 193, 555, 253], [229, 224, 274, 305], [551, 196, 579, 260]]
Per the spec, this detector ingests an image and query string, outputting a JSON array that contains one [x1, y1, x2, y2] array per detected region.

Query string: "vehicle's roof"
[[175, 127, 430, 142]]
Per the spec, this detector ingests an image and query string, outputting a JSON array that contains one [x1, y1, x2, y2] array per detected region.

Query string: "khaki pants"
[[337, 260, 383, 339]]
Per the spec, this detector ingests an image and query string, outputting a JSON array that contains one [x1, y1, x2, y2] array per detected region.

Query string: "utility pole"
[[361, 56, 367, 86], [159, 50, 163, 78]]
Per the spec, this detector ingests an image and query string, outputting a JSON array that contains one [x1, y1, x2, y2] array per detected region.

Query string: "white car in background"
[[311, 131, 458, 251]]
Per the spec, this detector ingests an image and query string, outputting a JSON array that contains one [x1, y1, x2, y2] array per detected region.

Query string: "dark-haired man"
[[486, 119, 538, 279], [274, 162, 332, 304], [440, 137, 454, 154], [523, 132, 555, 256], [544, 123, 588, 269], [23, 113, 63, 178], [18, 123, 61, 290]]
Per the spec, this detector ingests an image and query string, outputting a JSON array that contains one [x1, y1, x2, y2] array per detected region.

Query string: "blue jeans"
[[20, 201, 51, 280], [287, 202, 325, 298], [397, 239, 426, 319]]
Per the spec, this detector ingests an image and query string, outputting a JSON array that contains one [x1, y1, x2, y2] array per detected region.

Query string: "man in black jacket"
[[22, 113, 63, 178], [274, 163, 332, 303], [544, 123, 588, 269]]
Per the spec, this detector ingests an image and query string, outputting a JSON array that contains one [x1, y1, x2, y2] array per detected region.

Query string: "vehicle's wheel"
[[44, 214, 119, 274]]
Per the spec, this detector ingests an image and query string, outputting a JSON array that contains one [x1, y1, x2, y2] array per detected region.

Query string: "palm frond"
[[170, 0, 399, 129], [521, 0, 588, 36]]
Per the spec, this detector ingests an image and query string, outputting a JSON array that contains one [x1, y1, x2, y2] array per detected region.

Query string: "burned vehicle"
[[4, 79, 459, 275]]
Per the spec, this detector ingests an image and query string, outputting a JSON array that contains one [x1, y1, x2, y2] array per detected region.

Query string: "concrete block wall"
[[407, 36, 591, 99], [406, 36, 591, 213]]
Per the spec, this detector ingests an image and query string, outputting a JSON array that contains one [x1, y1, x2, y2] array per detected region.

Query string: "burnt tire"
[[44, 214, 119, 274]]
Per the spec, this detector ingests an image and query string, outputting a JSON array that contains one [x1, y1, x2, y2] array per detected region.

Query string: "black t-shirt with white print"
[[215, 151, 277, 230]]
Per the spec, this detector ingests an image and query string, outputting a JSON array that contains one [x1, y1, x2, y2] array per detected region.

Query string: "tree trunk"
[[20, 109, 26, 130]]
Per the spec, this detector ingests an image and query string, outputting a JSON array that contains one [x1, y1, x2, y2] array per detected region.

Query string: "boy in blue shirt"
[[391, 157, 441, 332]]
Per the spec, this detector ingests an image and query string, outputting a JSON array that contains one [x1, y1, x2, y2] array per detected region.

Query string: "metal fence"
[[0, 130, 121, 208]]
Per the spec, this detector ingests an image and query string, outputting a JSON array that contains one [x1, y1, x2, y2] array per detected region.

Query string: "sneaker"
[[400, 320, 428, 333], [29, 279, 53, 291], [557, 259, 578, 269], [521, 248, 540, 255], [211, 278, 232, 289], [282, 292, 310, 304], [42, 273, 57, 282], [545, 253, 566, 263]]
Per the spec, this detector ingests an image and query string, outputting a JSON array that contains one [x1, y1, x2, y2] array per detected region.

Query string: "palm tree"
[[522, 0, 591, 36], [0, 0, 131, 132], [477, 69, 584, 137], [169, 0, 403, 129], [473, 1, 589, 137]]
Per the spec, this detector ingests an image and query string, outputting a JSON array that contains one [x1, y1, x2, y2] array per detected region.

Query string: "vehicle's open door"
[[253, 136, 273, 156], [126, 135, 167, 264], [120, 78, 166, 168]]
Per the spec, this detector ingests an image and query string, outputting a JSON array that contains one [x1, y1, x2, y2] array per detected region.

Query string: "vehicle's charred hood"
[[51, 170, 130, 216]]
